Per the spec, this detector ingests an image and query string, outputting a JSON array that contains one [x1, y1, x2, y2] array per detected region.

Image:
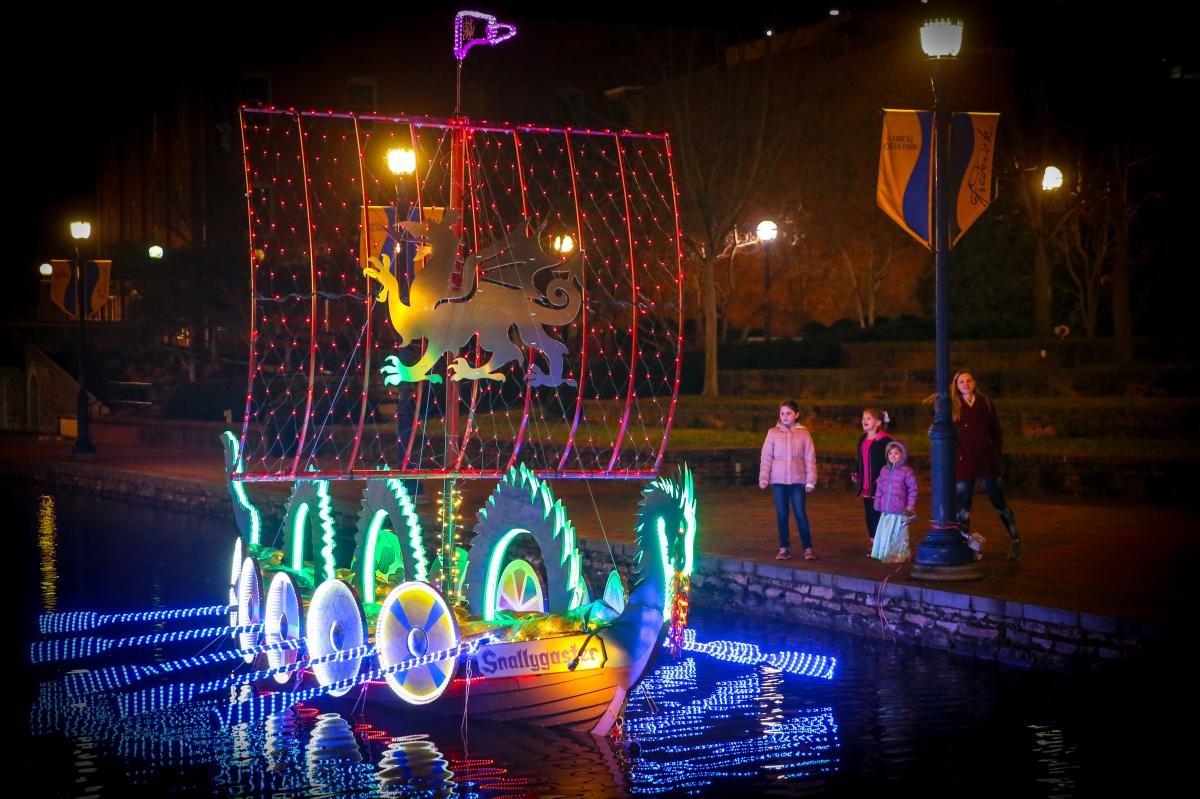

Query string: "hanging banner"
[[949, 112, 1000, 245], [360, 205, 447, 303], [50, 259, 111, 319], [877, 110, 999, 248], [877, 109, 933, 248]]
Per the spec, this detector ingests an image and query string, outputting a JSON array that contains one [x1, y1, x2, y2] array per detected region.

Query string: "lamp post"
[[911, 19, 978, 580], [386, 146, 416, 230], [1030, 165, 1062, 336], [70, 220, 97, 458], [756, 220, 777, 340]]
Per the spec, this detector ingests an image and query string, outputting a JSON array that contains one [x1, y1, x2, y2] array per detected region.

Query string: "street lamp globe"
[[553, 233, 575, 254], [756, 220, 778, 242], [920, 19, 963, 58], [386, 147, 416, 176], [39, 262, 53, 276], [148, 244, 165, 259], [70, 220, 92, 241], [1041, 165, 1064, 192]]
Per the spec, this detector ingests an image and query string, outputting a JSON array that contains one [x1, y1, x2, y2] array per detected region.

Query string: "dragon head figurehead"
[[632, 464, 697, 618]]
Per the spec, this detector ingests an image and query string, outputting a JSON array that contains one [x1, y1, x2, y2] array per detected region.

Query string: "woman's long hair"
[[950, 369, 978, 422]]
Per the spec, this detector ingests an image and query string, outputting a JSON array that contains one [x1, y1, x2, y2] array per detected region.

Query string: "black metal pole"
[[912, 58, 977, 578], [763, 242, 772, 340], [72, 246, 96, 457]]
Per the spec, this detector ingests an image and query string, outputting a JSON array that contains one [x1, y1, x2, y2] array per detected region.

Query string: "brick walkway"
[[3, 436, 1192, 623]]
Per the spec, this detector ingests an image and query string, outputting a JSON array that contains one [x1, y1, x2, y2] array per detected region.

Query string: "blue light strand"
[[66, 638, 306, 697], [38, 605, 234, 635], [220, 635, 498, 727], [30, 623, 263, 665], [117, 644, 376, 718], [664, 629, 837, 680]]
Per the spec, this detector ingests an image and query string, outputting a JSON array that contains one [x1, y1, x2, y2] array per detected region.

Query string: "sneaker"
[[776, 548, 791, 560], [804, 548, 816, 561], [1007, 539, 1022, 560]]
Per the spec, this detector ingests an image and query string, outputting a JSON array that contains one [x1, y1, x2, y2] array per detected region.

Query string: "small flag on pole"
[[50, 259, 111, 319], [453, 10, 517, 62]]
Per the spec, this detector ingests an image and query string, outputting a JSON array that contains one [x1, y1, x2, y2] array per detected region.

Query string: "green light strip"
[[222, 431, 261, 546], [483, 528, 527, 620], [387, 479, 428, 582], [316, 481, 337, 583], [291, 503, 309, 572], [363, 510, 388, 601]]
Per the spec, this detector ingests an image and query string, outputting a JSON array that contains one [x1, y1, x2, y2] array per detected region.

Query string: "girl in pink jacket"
[[758, 400, 818, 561]]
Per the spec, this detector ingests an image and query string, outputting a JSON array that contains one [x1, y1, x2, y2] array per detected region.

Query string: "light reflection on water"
[[621, 657, 839, 794], [16, 485, 1178, 796], [37, 494, 57, 613]]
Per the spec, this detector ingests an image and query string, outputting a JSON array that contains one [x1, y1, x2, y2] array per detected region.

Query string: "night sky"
[[11, 1, 1195, 324]]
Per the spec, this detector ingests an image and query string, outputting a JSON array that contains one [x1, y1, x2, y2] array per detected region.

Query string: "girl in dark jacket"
[[952, 369, 1020, 559], [851, 408, 892, 551]]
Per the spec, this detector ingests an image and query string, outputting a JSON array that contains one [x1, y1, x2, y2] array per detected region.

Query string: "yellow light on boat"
[[39, 262, 53, 276], [1041, 165, 1064, 192], [386, 147, 416, 176], [920, 18, 963, 58], [70, 220, 92, 240], [148, 244, 164, 259], [553, 234, 575, 254]]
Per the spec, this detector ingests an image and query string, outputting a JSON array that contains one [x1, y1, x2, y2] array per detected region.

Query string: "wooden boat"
[[223, 35, 691, 735]]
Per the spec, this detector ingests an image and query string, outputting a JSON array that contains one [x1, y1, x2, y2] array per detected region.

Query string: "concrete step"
[[716, 364, 1199, 400], [675, 397, 1200, 440], [839, 337, 1195, 370]]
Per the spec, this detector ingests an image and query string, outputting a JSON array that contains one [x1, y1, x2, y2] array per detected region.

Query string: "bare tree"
[[1104, 145, 1156, 363], [835, 215, 907, 328], [636, 32, 803, 396], [1057, 210, 1112, 338]]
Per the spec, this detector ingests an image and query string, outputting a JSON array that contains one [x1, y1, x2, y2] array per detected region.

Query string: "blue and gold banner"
[[949, 112, 999, 246], [50, 259, 110, 319], [877, 110, 933, 248], [877, 110, 999, 249], [360, 206, 447, 304]]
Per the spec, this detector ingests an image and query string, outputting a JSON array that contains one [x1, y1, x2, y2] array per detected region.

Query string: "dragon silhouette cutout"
[[364, 211, 583, 387]]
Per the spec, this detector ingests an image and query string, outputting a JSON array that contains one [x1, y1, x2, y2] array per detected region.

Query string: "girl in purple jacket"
[[871, 441, 918, 563]]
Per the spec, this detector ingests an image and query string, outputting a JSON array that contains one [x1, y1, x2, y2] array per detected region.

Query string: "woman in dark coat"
[[952, 369, 1020, 559]]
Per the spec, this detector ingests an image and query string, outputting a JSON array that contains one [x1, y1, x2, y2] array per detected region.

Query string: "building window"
[[348, 79, 377, 114], [240, 74, 271, 106]]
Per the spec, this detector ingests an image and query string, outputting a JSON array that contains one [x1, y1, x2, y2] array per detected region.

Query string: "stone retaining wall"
[[840, 337, 1195, 370], [577, 539, 1166, 674], [674, 398, 1197, 439], [720, 365, 1199, 400]]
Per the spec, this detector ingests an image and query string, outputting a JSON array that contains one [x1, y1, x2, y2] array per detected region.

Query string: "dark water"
[[13, 485, 1182, 797]]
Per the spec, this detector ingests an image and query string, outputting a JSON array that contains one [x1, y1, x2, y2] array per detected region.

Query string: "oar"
[[39, 604, 235, 635], [30, 623, 263, 665], [65, 638, 306, 697]]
